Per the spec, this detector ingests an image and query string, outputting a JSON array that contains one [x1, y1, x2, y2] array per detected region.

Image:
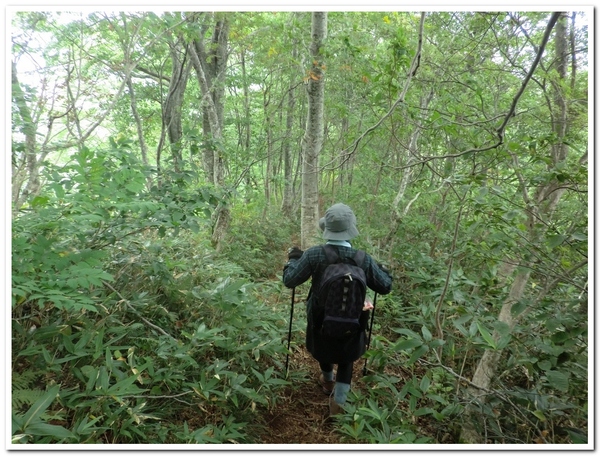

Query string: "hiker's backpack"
[[316, 245, 367, 340]]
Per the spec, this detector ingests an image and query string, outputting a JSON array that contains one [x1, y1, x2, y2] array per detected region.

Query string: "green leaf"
[[537, 360, 552, 371], [546, 234, 567, 249], [493, 321, 511, 337], [511, 300, 528, 317], [565, 428, 588, 444], [425, 393, 448, 405], [21, 385, 60, 431], [83, 366, 99, 392], [125, 181, 144, 193], [476, 322, 496, 349], [419, 375, 431, 393], [546, 370, 569, 392], [394, 338, 423, 352], [407, 344, 429, 365], [421, 325, 432, 342], [31, 196, 50, 208], [391, 328, 421, 339], [75, 415, 105, 434], [413, 407, 436, 417], [496, 334, 512, 350], [107, 362, 150, 395], [25, 422, 75, 439]]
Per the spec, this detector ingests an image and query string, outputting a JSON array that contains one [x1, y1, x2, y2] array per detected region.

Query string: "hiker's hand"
[[287, 246, 304, 260]]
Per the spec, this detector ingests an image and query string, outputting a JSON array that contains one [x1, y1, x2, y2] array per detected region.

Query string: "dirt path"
[[258, 345, 342, 444], [257, 342, 375, 445]]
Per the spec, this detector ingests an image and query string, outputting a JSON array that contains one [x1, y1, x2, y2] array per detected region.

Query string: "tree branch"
[[496, 12, 561, 142]]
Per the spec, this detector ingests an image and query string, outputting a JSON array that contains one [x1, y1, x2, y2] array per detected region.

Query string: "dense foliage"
[[11, 10, 589, 446]]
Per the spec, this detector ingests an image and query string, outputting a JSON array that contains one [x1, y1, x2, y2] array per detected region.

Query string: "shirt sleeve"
[[282, 247, 317, 288], [365, 254, 393, 295]]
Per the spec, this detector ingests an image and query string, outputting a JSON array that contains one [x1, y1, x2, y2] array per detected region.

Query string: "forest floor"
[[257, 344, 344, 444], [255, 341, 441, 445]]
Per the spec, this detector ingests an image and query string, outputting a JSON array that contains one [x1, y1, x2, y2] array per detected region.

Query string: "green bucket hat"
[[319, 203, 359, 240]]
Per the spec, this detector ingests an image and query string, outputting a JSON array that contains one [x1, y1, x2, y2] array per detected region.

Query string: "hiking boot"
[[318, 374, 335, 395], [329, 396, 343, 417]]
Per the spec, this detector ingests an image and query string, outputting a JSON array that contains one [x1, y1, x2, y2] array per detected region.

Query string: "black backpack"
[[316, 245, 367, 340]]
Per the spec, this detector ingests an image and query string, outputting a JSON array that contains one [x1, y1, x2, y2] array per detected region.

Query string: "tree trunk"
[[263, 86, 272, 206], [190, 14, 229, 187], [300, 12, 327, 249], [163, 39, 190, 171], [281, 71, 297, 217], [282, 16, 300, 218], [188, 13, 230, 251], [461, 266, 531, 443], [126, 76, 149, 167], [12, 61, 39, 213]]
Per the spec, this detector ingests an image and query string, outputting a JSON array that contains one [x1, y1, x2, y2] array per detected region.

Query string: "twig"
[[102, 281, 176, 341]]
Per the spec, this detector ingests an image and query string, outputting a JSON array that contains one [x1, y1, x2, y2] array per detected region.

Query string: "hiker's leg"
[[335, 362, 352, 384], [319, 362, 334, 381], [333, 362, 353, 405]]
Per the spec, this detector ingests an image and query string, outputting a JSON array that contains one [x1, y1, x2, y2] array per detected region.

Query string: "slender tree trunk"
[[12, 61, 39, 213], [282, 18, 300, 218], [190, 15, 229, 186], [281, 72, 297, 217], [163, 39, 190, 171], [241, 48, 251, 153], [263, 86, 272, 207], [300, 12, 327, 249], [126, 76, 149, 166], [188, 14, 230, 251]]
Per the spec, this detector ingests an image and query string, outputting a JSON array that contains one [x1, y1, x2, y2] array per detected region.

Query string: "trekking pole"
[[362, 292, 378, 376], [285, 287, 295, 376]]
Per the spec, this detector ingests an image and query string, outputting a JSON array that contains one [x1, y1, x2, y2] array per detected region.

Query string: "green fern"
[[12, 371, 44, 412]]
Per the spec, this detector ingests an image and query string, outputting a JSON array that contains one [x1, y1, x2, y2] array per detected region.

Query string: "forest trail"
[[256, 287, 389, 445], [257, 337, 440, 445], [258, 344, 349, 444]]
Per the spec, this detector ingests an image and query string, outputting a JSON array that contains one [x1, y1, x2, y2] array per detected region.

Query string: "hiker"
[[282, 203, 392, 416]]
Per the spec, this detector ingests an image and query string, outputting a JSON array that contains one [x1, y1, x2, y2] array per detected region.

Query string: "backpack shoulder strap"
[[353, 250, 366, 268], [322, 244, 339, 264]]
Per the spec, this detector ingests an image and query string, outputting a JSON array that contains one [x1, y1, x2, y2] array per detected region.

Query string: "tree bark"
[[189, 14, 229, 186], [282, 14, 301, 217], [126, 75, 149, 167], [188, 14, 230, 251], [163, 38, 190, 171], [281, 68, 297, 217], [12, 61, 39, 213], [300, 12, 327, 249]]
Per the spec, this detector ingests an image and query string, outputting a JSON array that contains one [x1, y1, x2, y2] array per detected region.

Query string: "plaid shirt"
[[282, 244, 392, 298]]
